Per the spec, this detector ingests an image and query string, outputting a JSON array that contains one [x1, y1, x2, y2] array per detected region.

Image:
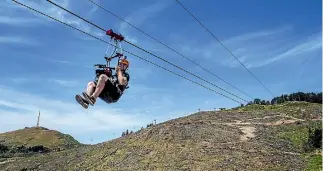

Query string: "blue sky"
[[0, 0, 321, 144]]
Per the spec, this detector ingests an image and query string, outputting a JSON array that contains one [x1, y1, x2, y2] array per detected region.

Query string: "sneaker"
[[75, 94, 89, 109], [82, 92, 96, 106]]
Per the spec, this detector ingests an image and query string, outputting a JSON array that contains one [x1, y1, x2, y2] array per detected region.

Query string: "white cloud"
[[11, 78, 29, 84], [4, 0, 104, 39], [118, 0, 170, 44], [0, 16, 41, 26], [222, 26, 292, 45], [244, 32, 322, 68], [175, 27, 321, 69], [0, 100, 39, 112], [0, 0, 23, 9], [0, 36, 37, 45], [119, 1, 168, 31], [44, 59, 93, 69], [49, 79, 80, 88], [129, 66, 154, 80], [0, 87, 151, 140], [121, 82, 175, 108], [82, 0, 100, 19], [47, 59, 70, 64]]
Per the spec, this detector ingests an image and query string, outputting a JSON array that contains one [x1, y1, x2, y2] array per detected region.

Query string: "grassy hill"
[[0, 101, 321, 171], [0, 126, 81, 157]]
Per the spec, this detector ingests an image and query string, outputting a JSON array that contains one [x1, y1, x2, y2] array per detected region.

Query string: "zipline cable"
[[175, 0, 275, 98], [45, 0, 250, 103], [86, 0, 254, 100], [11, 0, 245, 104]]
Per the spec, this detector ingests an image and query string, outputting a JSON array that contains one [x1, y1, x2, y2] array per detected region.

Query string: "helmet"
[[119, 59, 129, 70]]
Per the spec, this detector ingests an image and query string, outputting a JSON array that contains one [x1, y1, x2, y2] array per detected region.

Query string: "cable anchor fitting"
[[106, 29, 124, 41]]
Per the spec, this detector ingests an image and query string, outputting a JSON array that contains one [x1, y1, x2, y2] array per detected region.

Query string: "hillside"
[[0, 101, 322, 171], [0, 126, 81, 155]]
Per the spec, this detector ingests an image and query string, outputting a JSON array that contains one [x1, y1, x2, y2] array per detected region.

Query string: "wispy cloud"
[[222, 26, 293, 45], [85, 0, 99, 18], [0, 16, 41, 26], [11, 78, 29, 84], [48, 59, 70, 64], [117, 0, 170, 44], [45, 59, 93, 69], [129, 66, 154, 80], [175, 26, 321, 69], [0, 36, 37, 45], [243, 32, 322, 68], [0, 0, 24, 9], [48, 79, 80, 88], [4, 0, 104, 39], [121, 82, 175, 106]]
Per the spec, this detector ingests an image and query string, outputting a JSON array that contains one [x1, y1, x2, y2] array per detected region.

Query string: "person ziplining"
[[75, 30, 130, 109]]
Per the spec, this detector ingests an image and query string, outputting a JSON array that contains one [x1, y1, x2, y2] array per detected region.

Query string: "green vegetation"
[[279, 127, 309, 148], [304, 153, 322, 171], [234, 101, 321, 120], [277, 120, 321, 149], [273, 116, 322, 171], [247, 92, 322, 105]]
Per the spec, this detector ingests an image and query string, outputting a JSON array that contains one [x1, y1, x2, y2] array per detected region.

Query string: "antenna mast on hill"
[[36, 110, 40, 127]]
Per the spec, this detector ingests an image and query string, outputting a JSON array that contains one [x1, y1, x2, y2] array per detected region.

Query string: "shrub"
[[303, 127, 322, 152], [0, 144, 9, 153]]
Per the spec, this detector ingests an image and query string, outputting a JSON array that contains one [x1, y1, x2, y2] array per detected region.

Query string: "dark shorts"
[[94, 78, 121, 103]]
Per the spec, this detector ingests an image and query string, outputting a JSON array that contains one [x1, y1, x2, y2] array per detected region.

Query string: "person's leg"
[[84, 74, 108, 105], [92, 74, 108, 99], [86, 81, 96, 96]]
